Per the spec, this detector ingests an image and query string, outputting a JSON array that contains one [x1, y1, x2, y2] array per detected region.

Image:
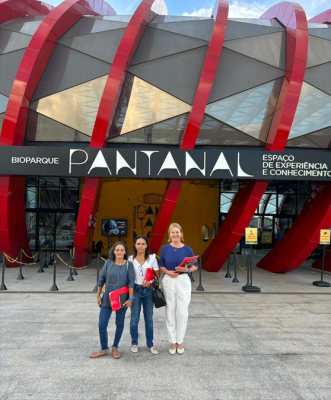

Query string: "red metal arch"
[[202, 1, 309, 272], [0, 0, 115, 265], [149, 0, 229, 255], [308, 9, 331, 23], [74, 0, 158, 266], [0, 0, 54, 24]]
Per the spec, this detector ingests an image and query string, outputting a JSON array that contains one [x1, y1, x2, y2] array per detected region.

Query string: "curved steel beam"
[[308, 9, 331, 23], [0, 0, 54, 24], [0, 0, 116, 265], [74, 0, 160, 267], [202, 1, 309, 272], [149, 0, 229, 255]]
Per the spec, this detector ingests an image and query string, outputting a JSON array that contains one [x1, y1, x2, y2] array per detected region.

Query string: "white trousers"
[[162, 273, 191, 344]]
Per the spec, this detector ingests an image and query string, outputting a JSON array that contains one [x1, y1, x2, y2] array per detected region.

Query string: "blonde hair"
[[168, 223, 184, 242]]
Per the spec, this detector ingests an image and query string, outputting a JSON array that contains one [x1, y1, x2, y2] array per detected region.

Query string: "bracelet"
[[188, 268, 191, 273], [128, 298, 133, 301]]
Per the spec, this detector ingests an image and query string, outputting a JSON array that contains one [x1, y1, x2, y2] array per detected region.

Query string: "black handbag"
[[153, 277, 166, 308]]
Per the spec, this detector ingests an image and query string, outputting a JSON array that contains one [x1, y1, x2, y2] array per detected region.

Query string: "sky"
[[43, 0, 329, 20]]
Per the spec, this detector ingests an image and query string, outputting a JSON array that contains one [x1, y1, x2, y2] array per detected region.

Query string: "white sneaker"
[[148, 346, 158, 355], [131, 345, 138, 353]]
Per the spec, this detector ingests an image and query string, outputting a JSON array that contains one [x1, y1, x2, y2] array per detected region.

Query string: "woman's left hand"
[[123, 300, 132, 308], [175, 266, 189, 273]]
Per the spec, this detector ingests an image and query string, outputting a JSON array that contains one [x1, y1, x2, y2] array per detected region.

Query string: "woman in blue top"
[[159, 223, 198, 355], [90, 241, 135, 359]]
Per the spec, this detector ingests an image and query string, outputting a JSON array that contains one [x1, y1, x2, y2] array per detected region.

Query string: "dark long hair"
[[108, 241, 130, 261], [133, 235, 150, 262]]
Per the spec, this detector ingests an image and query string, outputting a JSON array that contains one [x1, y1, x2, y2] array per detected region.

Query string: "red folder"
[[175, 255, 199, 273], [109, 286, 129, 311], [144, 268, 154, 283]]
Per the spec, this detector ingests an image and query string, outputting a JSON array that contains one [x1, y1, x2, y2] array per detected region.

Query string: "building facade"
[[0, 0, 330, 271]]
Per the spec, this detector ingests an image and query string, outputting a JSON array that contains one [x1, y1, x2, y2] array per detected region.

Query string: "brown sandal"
[[112, 347, 121, 359], [89, 350, 109, 358]]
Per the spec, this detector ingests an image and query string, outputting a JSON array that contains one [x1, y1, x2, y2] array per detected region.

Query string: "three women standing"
[[159, 223, 198, 354], [129, 235, 160, 354]]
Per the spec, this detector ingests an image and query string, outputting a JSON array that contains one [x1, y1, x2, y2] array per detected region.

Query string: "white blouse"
[[128, 254, 159, 285]]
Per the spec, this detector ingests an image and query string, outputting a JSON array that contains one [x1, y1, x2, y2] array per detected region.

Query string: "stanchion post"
[[17, 248, 24, 280], [36, 241, 41, 262], [67, 252, 74, 281], [50, 258, 59, 291], [196, 254, 204, 292], [225, 250, 232, 278], [232, 252, 239, 283], [43, 246, 48, 269], [73, 247, 78, 275], [313, 245, 330, 287], [38, 249, 45, 273], [0, 252, 7, 290], [242, 245, 260, 292], [48, 243, 54, 266], [93, 253, 101, 292]]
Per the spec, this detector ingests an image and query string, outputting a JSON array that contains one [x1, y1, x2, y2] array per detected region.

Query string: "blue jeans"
[[99, 306, 127, 350], [130, 285, 154, 348]]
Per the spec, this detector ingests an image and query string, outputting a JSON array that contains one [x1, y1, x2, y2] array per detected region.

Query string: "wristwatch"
[[150, 280, 153, 284]]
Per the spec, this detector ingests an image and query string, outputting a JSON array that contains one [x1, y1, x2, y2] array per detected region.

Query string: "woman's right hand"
[[167, 271, 178, 279], [97, 295, 102, 308]]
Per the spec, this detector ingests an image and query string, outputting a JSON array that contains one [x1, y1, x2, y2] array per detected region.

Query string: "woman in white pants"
[[159, 223, 198, 354]]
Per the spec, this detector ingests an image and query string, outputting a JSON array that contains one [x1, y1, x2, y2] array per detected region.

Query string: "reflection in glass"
[[286, 126, 331, 149], [56, 213, 77, 251], [26, 212, 37, 249], [220, 193, 236, 213], [0, 93, 8, 113], [26, 110, 90, 142], [205, 79, 283, 141], [289, 82, 331, 139], [109, 74, 191, 138], [32, 75, 108, 136], [39, 212, 55, 244], [26, 187, 38, 209], [196, 115, 264, 146], [108, 114, 189, 144]]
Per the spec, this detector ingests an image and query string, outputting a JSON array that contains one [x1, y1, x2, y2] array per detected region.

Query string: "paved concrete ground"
[[0, 252, 330, 293], [1, 253, 330, 399], [1, 292, 331, 400]]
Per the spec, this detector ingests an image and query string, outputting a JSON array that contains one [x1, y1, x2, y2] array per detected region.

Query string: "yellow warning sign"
[[245, 228, 258, 245], [320, 230, 330, 245]]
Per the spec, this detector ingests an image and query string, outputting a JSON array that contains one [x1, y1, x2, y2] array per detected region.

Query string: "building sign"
[[0, 147, 331, 181], [245, 228, 258, 245], [320, 230, 330, 245], [102, 219, 127, 237]]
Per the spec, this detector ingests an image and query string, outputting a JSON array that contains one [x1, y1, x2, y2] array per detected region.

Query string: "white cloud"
[[228, 1, 268, 18], [183, 8, 212, 17]]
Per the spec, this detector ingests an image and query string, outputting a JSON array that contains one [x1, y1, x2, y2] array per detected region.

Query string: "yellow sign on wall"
[[320, 230, 330, 245], [245, 228, 258, 244]]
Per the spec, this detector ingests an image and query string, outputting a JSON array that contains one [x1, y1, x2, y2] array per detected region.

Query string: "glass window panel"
[[205, 79, 283, 140], [109, 74, 191, 138], [39, 212, 55, 244], [26, 212, 37, 250], [0, 93, 8, 113], [26, 110, 90, 142], [39, 187, 59, 209], [308, 23, 329, 28], [31, 75, 108, 136], [196, 115, 264, 146], [286, 126, 331, 149], [265, 194, 277, 214], [289, 82, 331, 139], [220, 193, 235, 213], [26, 187, 38, 209], [60, 188, 79, 209], [55, 213, 77, 250], [108, 114, 188, 144]]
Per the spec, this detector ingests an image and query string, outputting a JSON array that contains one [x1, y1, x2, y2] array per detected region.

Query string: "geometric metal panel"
[[0, 48, 25, 96], [108, 113, 189, 144], [109, 75, 191, 137], [128, 46, 208, 104], [208, 49, 285, 103], [196, 114, 264, 146], [206, 79, 283, 141], [224, 20, 284, 41], [0, 93, 9, 113], [224, 32, 286, 69], [308, 28, 331, 41], [25, 110, 90, 142], [149, 19, 214, 42], [31, 45, 111, 101], [131, 27, 207, 65], [61, 16, 128, 38], [0, 28, 32, 54], [289, 82, 331, 139], [102, 15, 133, 22], [31, 76, 108, 136], [304, 62, 331, 96], [0, 113, 4, 132], [151, 15, 210, 23], [229, 18, 283, 28], [59, 29, 126, 64], [286, 126, 331, 149], [0, 15, 44, 36], [306, 35, 331, 68]]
